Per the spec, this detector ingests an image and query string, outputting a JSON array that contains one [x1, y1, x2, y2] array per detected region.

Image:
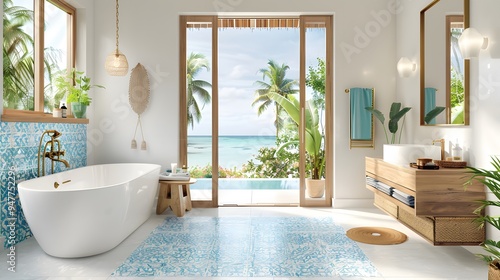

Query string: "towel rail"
[[345, 88, 374, 93]]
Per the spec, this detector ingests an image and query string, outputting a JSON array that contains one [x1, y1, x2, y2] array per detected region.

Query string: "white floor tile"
[[0, 207, 489, 279]]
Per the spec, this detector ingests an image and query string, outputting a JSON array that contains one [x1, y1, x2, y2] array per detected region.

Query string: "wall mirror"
[[420, 0, 469, 126]]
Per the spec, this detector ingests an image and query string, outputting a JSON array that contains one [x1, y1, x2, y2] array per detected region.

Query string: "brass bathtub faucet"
[[54, 180, 71, 189], [38, 130, 71, 177]]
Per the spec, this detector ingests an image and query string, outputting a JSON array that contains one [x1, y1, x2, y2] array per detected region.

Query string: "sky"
[[187, 26, 326, 136]]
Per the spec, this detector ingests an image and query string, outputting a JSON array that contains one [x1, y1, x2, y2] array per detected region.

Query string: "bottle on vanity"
[[452, 140, 463, 161]]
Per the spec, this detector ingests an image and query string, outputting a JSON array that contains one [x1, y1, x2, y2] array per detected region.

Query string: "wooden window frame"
[[1, 0, 85, 124]]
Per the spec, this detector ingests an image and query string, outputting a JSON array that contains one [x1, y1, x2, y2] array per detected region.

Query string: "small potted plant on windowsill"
[[55, 69, 105, 118], [466, 156, 500, 279]]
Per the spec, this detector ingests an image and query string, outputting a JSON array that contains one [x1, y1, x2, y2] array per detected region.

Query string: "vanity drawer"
[[433, 217, 484, 245], [398, 206, 484, 245], [398, 206, 434, 242], [374, 193, 398, 217]]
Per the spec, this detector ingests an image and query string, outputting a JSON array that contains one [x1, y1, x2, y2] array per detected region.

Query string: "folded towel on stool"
[[159, 172, 190, 181]]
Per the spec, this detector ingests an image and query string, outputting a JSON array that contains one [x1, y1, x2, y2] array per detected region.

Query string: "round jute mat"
[[346, 227, 407, 245]]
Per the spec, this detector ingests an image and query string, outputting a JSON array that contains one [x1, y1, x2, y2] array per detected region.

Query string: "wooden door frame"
[[299, 15, 334, 207], [179, 15, 219, 207], [180, 15, 334, 207]]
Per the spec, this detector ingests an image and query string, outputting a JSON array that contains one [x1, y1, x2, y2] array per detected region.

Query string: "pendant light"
[[105, 0, 128, 76]]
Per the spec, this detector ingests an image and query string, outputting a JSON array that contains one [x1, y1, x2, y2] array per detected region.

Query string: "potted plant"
[[268, 93, 326, 198], [466, 156, 500, 279], [365, 102, 411, 144], [55, 69, 104, 118]]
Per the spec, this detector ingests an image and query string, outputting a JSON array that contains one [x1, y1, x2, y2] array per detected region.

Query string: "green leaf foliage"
[[305, 58, 326, 110], [466, 156, 500, 264], [424, 106, 446, 124], [389, 102, 401, 119], [267, 92, 325, 179], [187, 52, 212, 128], [365, 102, 411, 144], [253, 60, 299, 136], [55, 68, 104, 106], [365, 107, 385, 124]]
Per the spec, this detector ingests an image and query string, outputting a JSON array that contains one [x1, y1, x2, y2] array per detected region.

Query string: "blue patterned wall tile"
[[0, 122, 87, 248]]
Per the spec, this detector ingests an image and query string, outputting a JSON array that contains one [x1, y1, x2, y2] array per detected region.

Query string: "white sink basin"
[[383, 144, 441, 166]]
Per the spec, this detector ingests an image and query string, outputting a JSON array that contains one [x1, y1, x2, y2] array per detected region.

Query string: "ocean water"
[[188, 135, 276, 168]]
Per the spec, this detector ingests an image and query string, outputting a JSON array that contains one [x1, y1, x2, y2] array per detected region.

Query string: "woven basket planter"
[[489, 260, 500, 280]]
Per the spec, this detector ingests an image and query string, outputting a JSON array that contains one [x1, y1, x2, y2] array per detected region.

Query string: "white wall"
[[469, 0, 500, 245], [90, 0, 398, 207], [469, 0, 500, 167], [397, 0, 500, 248]]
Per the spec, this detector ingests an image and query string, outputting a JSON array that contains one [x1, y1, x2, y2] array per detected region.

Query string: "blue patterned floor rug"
[[112, 216, 379, 277]]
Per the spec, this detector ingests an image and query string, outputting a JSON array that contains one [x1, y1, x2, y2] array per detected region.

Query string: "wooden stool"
[[156, 178, 196, 217]]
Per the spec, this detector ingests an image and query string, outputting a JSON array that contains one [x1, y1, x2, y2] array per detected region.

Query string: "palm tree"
[[187, 52, 212, 128], [3, 0, 35, 109], [253, 60, 298, 136], [3, 0, 61, 111]]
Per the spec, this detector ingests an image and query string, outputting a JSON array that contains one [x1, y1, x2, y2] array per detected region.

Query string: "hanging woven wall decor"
[[129, 63, 150, 150]]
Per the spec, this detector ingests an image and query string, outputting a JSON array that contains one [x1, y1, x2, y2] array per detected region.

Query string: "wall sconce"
[[397, 57, 416, 78], [458, 27, 489, 59], [105, 0, 129, 76]]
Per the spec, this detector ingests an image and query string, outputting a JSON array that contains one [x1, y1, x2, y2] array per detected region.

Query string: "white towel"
[[159, 172, 190, 181]]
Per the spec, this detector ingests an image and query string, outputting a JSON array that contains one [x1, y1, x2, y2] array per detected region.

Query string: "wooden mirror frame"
[[420, 0, 470, 126]]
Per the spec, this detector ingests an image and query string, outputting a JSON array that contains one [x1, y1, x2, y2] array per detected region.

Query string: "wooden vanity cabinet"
[[365, 157, 485, 245]]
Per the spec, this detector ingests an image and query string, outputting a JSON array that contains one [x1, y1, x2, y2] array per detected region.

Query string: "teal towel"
[[350, 88, 372, 140], [425, 88, 437, 124]]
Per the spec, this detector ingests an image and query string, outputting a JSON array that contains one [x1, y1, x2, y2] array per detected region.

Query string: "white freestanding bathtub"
[[18, 163, 161, 258]]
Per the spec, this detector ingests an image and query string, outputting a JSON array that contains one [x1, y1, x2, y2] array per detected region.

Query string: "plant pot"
[[306, 178, 325, 198], [71, 102, 87, 118], [489, 260, 500, 280]]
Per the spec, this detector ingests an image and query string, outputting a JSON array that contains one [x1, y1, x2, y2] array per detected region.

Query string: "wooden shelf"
[[1, 112, 89, 124], [366, 185, 415, 214]]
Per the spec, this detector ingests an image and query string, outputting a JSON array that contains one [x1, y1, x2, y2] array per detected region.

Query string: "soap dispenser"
[[452, 140, 463, 161]]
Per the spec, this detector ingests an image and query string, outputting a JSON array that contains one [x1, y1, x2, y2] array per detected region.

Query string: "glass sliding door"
[[217, 18, 300, 205], [180, 16, 218, 207], [180, 15, 333, 207], [299, 15, 333, 207]]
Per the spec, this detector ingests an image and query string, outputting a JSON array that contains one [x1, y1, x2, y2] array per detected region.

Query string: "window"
[[3, 0, 75, 119]]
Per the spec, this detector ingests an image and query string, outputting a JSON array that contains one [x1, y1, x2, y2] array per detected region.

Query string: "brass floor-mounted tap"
[[37, 130, 71, 177], [432, 138, 445, 160]]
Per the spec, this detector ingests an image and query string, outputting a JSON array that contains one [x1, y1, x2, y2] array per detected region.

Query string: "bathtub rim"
[[18, 163, 161, 192]]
